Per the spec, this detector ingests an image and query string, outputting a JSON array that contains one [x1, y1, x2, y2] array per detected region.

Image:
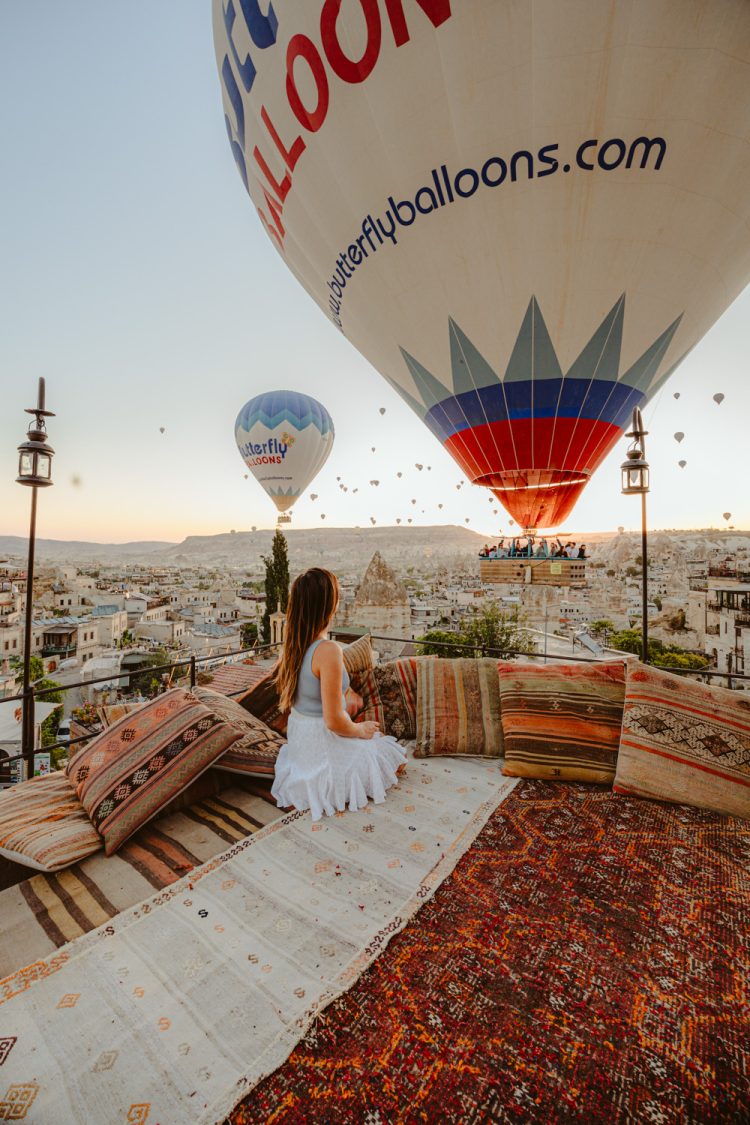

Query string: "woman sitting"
[[272, 568, 406, 821]]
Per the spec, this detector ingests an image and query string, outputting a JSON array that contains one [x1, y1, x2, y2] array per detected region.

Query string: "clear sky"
[[1, 3, 747, 545]]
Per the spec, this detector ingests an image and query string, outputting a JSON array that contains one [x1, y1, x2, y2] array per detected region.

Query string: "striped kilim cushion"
[[500, 661, 626, 782], [614, 662, 750, 819], [415, 658, 503, 758], [192, 686, 284, 779], [341, 633, 375, 690], [358, 658, 426, 740], [67, 689, 242, 855], [0, 772, 102, 872]]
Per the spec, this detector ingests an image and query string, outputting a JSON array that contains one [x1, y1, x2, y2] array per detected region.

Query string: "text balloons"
[[214, 1, 750, 530], [235, 391, 333, 518], [674, 432, 685, 444]]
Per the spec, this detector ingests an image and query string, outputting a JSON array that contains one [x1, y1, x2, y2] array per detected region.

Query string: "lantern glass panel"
[[19, 452, 34, 478], [36, 453, 51, 479]]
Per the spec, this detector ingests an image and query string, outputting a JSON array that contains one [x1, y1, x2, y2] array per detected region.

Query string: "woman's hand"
[[356, 720, 381, 740]]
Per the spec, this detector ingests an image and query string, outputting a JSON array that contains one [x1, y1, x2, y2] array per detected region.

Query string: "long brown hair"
[[274, 568, 339, 712]]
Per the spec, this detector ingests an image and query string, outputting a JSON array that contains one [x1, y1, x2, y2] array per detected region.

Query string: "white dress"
[[271, 641, 407, 822]]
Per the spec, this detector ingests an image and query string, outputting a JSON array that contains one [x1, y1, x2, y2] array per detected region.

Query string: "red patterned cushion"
[[66, 689, 242, 855], [358, 658, 426, 740], [499, 661, 626, 782], [614, 662, 750, 819]]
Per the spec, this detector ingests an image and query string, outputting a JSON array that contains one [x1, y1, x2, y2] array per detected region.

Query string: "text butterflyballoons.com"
[[214, 0, 750, 531]]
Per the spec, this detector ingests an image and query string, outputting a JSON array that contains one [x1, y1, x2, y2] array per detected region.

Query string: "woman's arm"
[[314, 641, 379, 739]]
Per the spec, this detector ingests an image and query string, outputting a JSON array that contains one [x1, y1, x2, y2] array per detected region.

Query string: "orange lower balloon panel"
[[478, 469, 590, 531]]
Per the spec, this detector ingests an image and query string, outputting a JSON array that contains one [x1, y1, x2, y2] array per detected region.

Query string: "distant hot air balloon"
[[251, 525, 257, 532], [465, 518, 470, 524], [353, 488, 358, 493], [674, 432, 685, 444], [723, 512, 732, 521], [214, 1, 750, 530], [321, 513, 326, 520], [336, 476, 341, 481], [411, 498, 416, 505], [396, 518, 402, 524], [379, 408, 386, 415], [673, 392, 680, 400], [678, 460, 687, 468], [371, 446, 376, 452], [370, 517, 376, 524], [370, 479, 380, 486], [235, 391, 333, 521], [713, 393, 725, 405], [415, 463, 423, 471], [396, 472, 403, 478], [243, 473, 249, 479], [408, 518, 413, 524]]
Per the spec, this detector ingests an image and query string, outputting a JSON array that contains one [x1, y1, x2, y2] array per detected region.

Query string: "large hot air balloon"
[[213, 2, 750, 529], [235, 391, 334, 522]]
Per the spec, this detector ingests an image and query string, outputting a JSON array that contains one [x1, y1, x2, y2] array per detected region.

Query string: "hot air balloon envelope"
[[674, 432, 685, 444], [714, 393, 725, 405], [235, 391, 334, 516], [214, 1, 750, 529]]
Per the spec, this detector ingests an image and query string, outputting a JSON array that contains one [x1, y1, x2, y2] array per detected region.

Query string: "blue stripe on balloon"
[[425, 378, 646, 438], [236, 391, 334, 436]]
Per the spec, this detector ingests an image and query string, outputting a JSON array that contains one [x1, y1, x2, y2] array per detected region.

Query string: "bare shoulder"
[[312, 639, 343, 674]]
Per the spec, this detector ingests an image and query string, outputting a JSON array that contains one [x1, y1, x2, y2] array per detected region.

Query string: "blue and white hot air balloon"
[[235, 391, 334, 522]]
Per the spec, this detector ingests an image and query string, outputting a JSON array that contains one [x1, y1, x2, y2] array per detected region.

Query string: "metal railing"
[[0, 642, 281, 774]]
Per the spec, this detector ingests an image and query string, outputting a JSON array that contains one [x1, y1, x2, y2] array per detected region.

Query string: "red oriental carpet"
[[228, 782, 750, 1124]]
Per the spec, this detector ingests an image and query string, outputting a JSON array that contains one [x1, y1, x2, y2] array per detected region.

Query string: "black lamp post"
[[16, 378, 55, 780], [620, 406, 650, 663]]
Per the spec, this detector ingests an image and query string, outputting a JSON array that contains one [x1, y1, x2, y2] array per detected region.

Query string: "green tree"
[[11, 654, 63, 705], [261, 529, 290, 643], [417, 605, 534, 659], [415, 629, 473, 658], [589, 619, 616, 636], [128, 649, 173, 697], [653, 596, 663, 612], [240, 621, 258, 649], [607, 629, 708, 670]]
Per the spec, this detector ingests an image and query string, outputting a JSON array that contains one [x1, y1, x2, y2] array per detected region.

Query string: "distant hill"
[[0, 525, 489, 572]]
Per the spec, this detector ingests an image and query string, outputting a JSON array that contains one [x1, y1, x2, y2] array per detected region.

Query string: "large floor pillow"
[[415, 658, 503, 758], [191, 685, 285, 780], [357, 657, 428, 740], [66, 688, 242, 855], [239, 635, 375, 733], [614, 662, 750, 819], [0, 772, 102, 872], [499, 661, 626, 782]]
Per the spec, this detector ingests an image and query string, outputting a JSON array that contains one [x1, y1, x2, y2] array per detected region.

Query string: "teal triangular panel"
[[503, 297, 562, 383], [387, 359, 430, 418], [400, 347, 451, 410], [449, 318, 501, 396], [566, 295, 625, 381], [620, 315, 683, 393]]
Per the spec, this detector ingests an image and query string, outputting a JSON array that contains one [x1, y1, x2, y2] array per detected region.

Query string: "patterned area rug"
[[0, 760, 516, 1124], [229, 782, 750, 1125]]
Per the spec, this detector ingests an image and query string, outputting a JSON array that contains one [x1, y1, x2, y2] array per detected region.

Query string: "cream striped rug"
[[0, 759, 517, 1124]]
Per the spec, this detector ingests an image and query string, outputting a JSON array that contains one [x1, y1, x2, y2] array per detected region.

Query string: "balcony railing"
[[41, 644, 77, 657]]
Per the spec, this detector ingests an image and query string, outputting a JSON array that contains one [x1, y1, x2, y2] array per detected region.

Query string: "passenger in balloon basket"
[[271, 568, 407, 822]]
